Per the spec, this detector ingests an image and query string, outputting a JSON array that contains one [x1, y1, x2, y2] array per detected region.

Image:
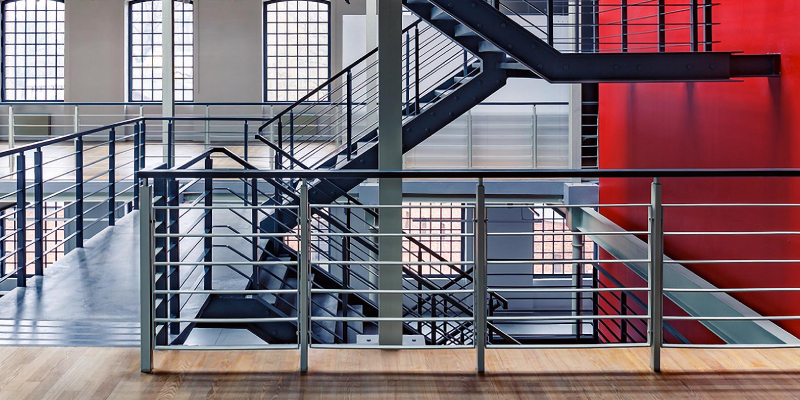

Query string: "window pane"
[[264, 1, 330, 102], [3, 0, 65, 101], [130, 0, 194, 102]]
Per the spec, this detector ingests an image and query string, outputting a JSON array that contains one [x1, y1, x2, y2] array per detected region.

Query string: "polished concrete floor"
[[1, 347, 800, 399], [0, 207, 263, 347]]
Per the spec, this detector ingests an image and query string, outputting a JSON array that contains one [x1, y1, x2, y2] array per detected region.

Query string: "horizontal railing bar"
[[488, 287, 649, 293], [488, 231, 650, 236], [154, 345, 299, 351], [665, 203, 800, 207], [153, 261, 297, 266], [672, 260, 800, 264], [665, 288, 800, 293], [310, 317, 473, 322], [314, 204, 474, 209], [311, 233, 474, 237], [664, 316, 800, 321], [487, 343, 651, 349], [488, 315, 648, 321], [309, 344, 474, 350], [490, 259, 648, 264], [154, 233, 298, 238], [153, 205, 299, 210], [311, 261, 473, 266], [154, 289, 298, 295], [486, 203, 650, 208], [140, 169, 800, 180], [154, 318, 298, 323], [663, 344, 800, 349], [310, 289, 474, 295], [665, 231, 800, 236]]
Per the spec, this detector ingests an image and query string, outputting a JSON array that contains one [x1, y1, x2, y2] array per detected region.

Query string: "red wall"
[[598, 0, 800, 342]]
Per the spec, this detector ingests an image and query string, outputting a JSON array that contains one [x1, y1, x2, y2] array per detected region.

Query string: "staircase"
[[178, 0, 778, 347]]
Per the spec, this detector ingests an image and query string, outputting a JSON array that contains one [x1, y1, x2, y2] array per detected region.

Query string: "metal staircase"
[[182, 0, 779, 347]]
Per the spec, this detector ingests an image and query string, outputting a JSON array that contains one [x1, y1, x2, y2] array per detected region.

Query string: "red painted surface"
[[598, 0, 800, 343]]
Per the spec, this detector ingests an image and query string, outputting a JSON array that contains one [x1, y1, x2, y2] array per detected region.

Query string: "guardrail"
[[138, 168, 800, 374]]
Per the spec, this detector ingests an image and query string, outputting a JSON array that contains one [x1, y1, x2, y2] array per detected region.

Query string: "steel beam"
[[426, 0, 779, 82]]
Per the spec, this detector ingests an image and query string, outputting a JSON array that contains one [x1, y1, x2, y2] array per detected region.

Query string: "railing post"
[[690, 0, 699, 52], [299, 179, 310, 373], [475, 178, 487, 373], [74, 105, 80, 133], [289, 110, 295, 169], [139, 182, 154, 373], [276, 120, 283, 170], [153, 178, 168, 346], [75, 136, 84, 248], [703, 0, 713, 51], [243, 121, 250, 162], [414, 24, 420, 115], [204, 157, 213, 290], [167, 177, 180, 335], [649, 177, 664, 373], [658, 0, 666, 52], [108, 128, 116, 226], [15, 153, 26, 287], [8, 106, 14, 170], [547, 0, 555, 46], [167, 121, 174, 168], [621, 0, 628, 52], [134, 123, 141, 210], [405, 32, 410, 117], [0, 211, 6, 277], [251, 178, 259, 286], [34, 150, 43, 276], [141, 120, 147, 171], [346, 70, 353, 161], [204, 105, 211, 149]]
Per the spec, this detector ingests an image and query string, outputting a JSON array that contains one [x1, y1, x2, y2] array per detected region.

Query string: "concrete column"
[[365, 0, 379, 133], [377, 0, 404, 346], [162, 0, 175, 162]]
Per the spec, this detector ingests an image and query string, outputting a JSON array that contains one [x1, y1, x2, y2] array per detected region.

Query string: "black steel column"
[[658, 0, 666, 52], [15, 154, 26, 287], [690, 0, 699, 52], [704, 0, 713, 51], [204, 157, 213, 290], [108, 128, 116, 226], [34, 150, 43, 276], [75, 136, 84, 248]]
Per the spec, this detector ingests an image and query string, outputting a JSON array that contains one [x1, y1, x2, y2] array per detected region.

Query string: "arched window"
[[264, 0, 330, 103], [129, 0, 194, 102], [2, 0, 65, 101]]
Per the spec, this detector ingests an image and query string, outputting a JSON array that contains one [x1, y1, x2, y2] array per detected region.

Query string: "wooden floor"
[[1, 348, 799, 399]]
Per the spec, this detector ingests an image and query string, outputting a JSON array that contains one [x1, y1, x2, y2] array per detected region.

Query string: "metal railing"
[[0, 116, 283, 290], [489, 0, 718, 53], [138, 167, 800, 374]]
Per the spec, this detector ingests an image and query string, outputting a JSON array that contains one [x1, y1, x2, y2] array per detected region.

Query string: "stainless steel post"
[[649, 178, 664, 372]]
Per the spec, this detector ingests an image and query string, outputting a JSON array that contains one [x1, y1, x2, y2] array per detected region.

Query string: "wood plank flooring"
[[1, 347, 799, 399]]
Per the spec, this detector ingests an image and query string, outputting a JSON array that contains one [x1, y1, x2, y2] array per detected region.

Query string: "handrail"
[[139, 168, 800, 180]]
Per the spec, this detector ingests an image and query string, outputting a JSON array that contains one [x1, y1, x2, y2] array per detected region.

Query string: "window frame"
[[128, 0, 194, 103], [1, 0, 66, 102], [262, 0, 332, 104]]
